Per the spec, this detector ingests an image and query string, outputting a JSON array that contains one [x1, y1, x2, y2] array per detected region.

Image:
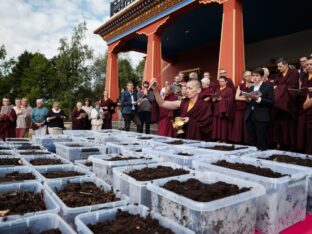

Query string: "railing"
[[110, 0, 137, 16]]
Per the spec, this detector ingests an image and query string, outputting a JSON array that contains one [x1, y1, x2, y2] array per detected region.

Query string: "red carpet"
[[255, 214, 312, 234]]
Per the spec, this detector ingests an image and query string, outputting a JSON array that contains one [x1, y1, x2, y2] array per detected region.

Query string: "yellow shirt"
[[187, 101, 195, 112], [309, 74, 312, 80]]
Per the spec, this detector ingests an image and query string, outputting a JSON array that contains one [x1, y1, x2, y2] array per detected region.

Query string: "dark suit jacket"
[[245, 82, 274, 122], [121, 90, 138, 114]]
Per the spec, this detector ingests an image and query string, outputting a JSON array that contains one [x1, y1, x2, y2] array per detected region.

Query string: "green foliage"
[[0, 22, 143, 119]]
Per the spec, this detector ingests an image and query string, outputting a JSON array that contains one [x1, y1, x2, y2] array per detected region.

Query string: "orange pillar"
[[137, 16, 169, 87], [218, 0, 245, 85], [105, 41, 120, 102], [105, 41, 120, 121]]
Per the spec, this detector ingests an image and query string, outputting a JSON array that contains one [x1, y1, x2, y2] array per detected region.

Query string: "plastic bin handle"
[[288, 174, 307, 187]]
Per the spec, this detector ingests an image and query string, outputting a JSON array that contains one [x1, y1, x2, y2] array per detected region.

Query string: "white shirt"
[[130, 92, 135, 110], [253, 81, 263, 103]]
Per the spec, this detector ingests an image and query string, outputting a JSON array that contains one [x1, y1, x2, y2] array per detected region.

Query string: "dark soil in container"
[[87, 210, 174, 234], [127, 166, 189, 181], [213, 160, 287, 178], [177, 152, 193, 156], [57, 182, 119, 207], [81, 148, 100, 153], [6, 139, 29, 142], [0, 158, 23, 166], [121, 143, 139, 146], [30, 158, 64, 166], [200, 145, 247, 151], [0, 191, 46, 217], [19, 151, 50, 155], [86, 138, 95, 140], [85, 161, 92, 167], [0, 152, 12, 155], [137, 137, 153, 140], [66, 144, 83, 147], [0, 172, 36, 183], [42, 171, 85, 179], [162, 178, 251, 202], [135, 149, 142, 153], [259, 154, 312, 168], [108, 156, 144, 161], [165, 140, 185, 145], [17, 145, 41, 150], [39, 229, 61, 234], [0, 147, 10, 150]]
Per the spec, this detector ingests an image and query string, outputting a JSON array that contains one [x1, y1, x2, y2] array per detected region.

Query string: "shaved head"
[[187, 79, 202, 90]]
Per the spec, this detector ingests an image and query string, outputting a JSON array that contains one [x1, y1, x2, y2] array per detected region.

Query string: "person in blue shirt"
[[31, 99, 48, 136]]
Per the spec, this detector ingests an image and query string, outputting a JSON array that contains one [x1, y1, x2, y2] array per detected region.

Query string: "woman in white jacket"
[[90, 102, 104, 130]]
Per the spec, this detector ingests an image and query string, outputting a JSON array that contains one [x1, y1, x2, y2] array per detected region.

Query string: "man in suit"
[[121, 82, 142, 132], [245, 68, 274, 150]]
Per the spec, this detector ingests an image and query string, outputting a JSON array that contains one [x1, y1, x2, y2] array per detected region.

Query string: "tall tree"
[[53, 22, 94, 116]]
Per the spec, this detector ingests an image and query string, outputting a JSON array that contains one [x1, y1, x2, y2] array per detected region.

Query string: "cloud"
[[0, 0, 144, 67]]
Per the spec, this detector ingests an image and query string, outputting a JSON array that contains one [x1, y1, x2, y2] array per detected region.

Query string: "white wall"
[[245, 29, 312, 68]]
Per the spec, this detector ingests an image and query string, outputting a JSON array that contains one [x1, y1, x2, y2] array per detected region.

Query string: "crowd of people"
[[1, 56, 312, 155]]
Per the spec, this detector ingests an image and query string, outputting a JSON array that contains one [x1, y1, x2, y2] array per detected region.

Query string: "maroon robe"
[[0, 106, 17, 140], [71, 109, 88, 130], [212, 87, 235, 142], [298, 73, 312, 152], [199, 86, 215, 100], [179, 98, 212, 141], [272, 68, 299, 149], [100, 98, 115, 129], [157, 94, 176, 137], [230, 83, 249, 144], [215, 77, 236, 94]]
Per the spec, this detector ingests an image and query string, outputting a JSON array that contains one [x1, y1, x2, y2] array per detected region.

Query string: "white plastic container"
[[34, 164, 93, 181], [23, 154, 72, 167], [0, 150, 14, 156], [0, 181, 60, 222], [113, 162, 192, 207], [75, 204, 195, 234], [54, 142, 105, 162], [44, 176, 129, 224], [17, 150, 52, 156], [191, 142, 258, 156], [0, 213, 76, 234], [0, 156, 25, 167], [193, 157, 308, 234], [89, 150, 155, 185], [151, 137, 201, 146], [147, 171, 265, 234], [75, 159, 93, 172], [142, 148, 212, 167], [0, 166, 41, 184], [242, 150, 312, 214], [6, 138, 30, 142]]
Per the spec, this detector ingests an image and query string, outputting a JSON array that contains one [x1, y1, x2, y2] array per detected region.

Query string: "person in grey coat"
[[137, 81, 155, 134]]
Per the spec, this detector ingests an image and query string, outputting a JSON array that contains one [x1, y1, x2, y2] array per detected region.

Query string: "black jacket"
[[121, 90, 138, 114], [47, 109, 66, 128], [245, 82, 274, 122]]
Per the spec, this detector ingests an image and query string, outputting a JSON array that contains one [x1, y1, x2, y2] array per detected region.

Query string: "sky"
[[0, 0, 144, 67]]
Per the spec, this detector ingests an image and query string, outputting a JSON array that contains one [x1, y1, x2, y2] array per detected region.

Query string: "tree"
[[118, 57, 139, 90], [53, 22, 94, 116], [135, 57, 146, 80], [90, 53, 107, 101]]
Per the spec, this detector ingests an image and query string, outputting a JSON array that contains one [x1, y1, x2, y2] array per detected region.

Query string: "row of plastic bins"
[[241, 150, 312, 214], [88, 149, 156, 185], [193, 156, 308, 234]]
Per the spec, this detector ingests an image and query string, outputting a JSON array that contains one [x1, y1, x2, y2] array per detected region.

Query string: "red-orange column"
[[105, 41, 120, 121], [218, 0, 245, 85], [144, 33, 162, 86], [105, 41, 120, 102], [137, 16, 169, 87]]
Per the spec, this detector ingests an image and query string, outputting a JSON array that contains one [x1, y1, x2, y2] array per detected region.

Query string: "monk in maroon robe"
[[272, 58, 299, 150], [71, 102, 89, 130], [218, 69, 236, 93], [100, 90, 115, 129], [300, 58, 312, 153], [0, 98, 17, 140], [211, 77, 235, 142], [151, 79, 212, 141], [230, 71, 253, 144], [199, 77, 215, 101], [157, 91, 176, 137]]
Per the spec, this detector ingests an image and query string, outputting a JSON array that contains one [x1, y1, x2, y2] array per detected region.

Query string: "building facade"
[[95, 0, 312, 101]]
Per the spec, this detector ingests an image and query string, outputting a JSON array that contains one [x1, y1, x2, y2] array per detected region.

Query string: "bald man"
[[151, 79, 212, 141], [0, 98, 17, 140]]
